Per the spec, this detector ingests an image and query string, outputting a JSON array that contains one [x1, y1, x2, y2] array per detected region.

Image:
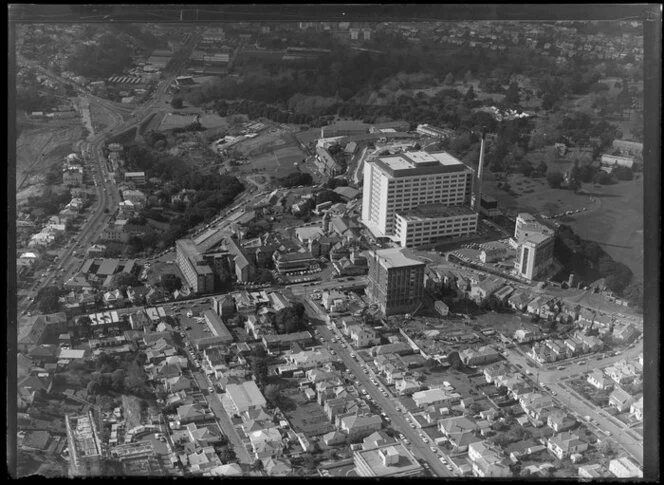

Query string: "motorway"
[[503, 342, 644, 464], [302, 300, 453, 477], [18, 33, 201, 316]]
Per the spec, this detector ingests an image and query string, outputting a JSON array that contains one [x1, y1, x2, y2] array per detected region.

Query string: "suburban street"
[[205, 393, 254, 465], [301, 300, 452, 477], [503, 342, 644, 464]]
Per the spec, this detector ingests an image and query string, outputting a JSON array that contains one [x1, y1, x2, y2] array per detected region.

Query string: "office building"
[[354, 442, 423, 477], [66, 411, 104, 476], [176, 239, 215, 294], [361, 150, 475, 245], [511, 213, 555, 281], [367, 248, 425, 316]]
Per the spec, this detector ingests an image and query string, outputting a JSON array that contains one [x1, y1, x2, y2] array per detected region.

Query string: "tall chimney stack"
[[473, 133, 486, 212]]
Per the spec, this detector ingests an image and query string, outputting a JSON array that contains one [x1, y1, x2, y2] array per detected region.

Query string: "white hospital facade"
[[361, 150, 478, 248]]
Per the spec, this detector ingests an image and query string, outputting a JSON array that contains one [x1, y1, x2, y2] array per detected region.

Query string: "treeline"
[[278, 172, 313, 188], [554, 225, 641, 307]]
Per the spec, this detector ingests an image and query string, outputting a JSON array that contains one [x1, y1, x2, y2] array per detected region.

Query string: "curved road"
[[19, 33, 201, 315]]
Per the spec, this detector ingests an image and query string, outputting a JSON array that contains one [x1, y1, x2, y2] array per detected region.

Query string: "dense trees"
[[554, 225, 637, 298], [251, 346, 269, 386], [66, 33, 133, 78], [546, 171, 564, 188], [278, 172, 313, 188], [36, 285, 65, 313], [161, 274, 183, 293], [170, 97, 184, 109], [271, 303, 307, 334]]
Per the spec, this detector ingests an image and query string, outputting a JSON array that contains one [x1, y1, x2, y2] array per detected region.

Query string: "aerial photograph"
[[11, 7, 652, 479]]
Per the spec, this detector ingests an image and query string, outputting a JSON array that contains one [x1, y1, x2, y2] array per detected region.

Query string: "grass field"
[[484, 171, 644, 283]]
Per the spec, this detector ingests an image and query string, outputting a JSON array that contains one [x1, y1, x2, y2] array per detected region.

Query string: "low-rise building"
[[353, 442, 423, 477], [547, 432, 588, 460], [608, 387, 635, 412], [468, 440, 512, 478], [609, 456, 643, 478]]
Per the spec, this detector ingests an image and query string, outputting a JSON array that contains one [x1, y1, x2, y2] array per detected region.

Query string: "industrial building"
[[367, 248, 425, 316], [361, 150, 476, 245]]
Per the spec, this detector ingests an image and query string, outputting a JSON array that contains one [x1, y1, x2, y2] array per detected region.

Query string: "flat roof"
[[397, 204, 477, 222], [373, 248, 424, 270], [97, 258, 120, 276], [354, 442, 422, 477], [373, 150, 471, 178]]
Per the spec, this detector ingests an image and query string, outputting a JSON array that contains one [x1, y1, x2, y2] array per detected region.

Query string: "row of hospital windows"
[[389, 174, 468, 185], [387, 196, 466, 208]]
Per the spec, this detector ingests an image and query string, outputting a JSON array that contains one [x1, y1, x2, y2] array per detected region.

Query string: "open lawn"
[[483, 170, 643, 283]]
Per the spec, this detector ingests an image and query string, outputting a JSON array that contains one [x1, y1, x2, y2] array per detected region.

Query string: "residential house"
[[508, 291, 534, 312], [609, 456, 643, 478], [608, 387, 635, 412], [413, 388, 461, 408], [468, 441, 512, 478], [519, 392, 555, 423], [630, 396, 643, 420], [285, 348, 333, 369], [578, 463, 610, 479], [563, 337, 584, 356], [547, 432, 588, 460], [177, 404, 208, 425], [547, 410, 576, 433], [322, 290, 346, 312], [587, 370, 613, 390], [348, 325, 380, 348], [395, 379, 423, 396], [613, 323, 639, 343], [362, 430, 396, 450], [339, 414, 383, 441], [513, 328, 542, 344], [459, 346, 501, 366], [322, 430, 346, 446], [248, 427, 284, 460], [263, 456, 292, 476], [438, 416, 480, 452]]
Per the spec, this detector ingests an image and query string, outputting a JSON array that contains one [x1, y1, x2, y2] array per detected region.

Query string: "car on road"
[[578, 360, 587, 365], [557, 365, 566, 370], [403, 438, 410, 445]]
